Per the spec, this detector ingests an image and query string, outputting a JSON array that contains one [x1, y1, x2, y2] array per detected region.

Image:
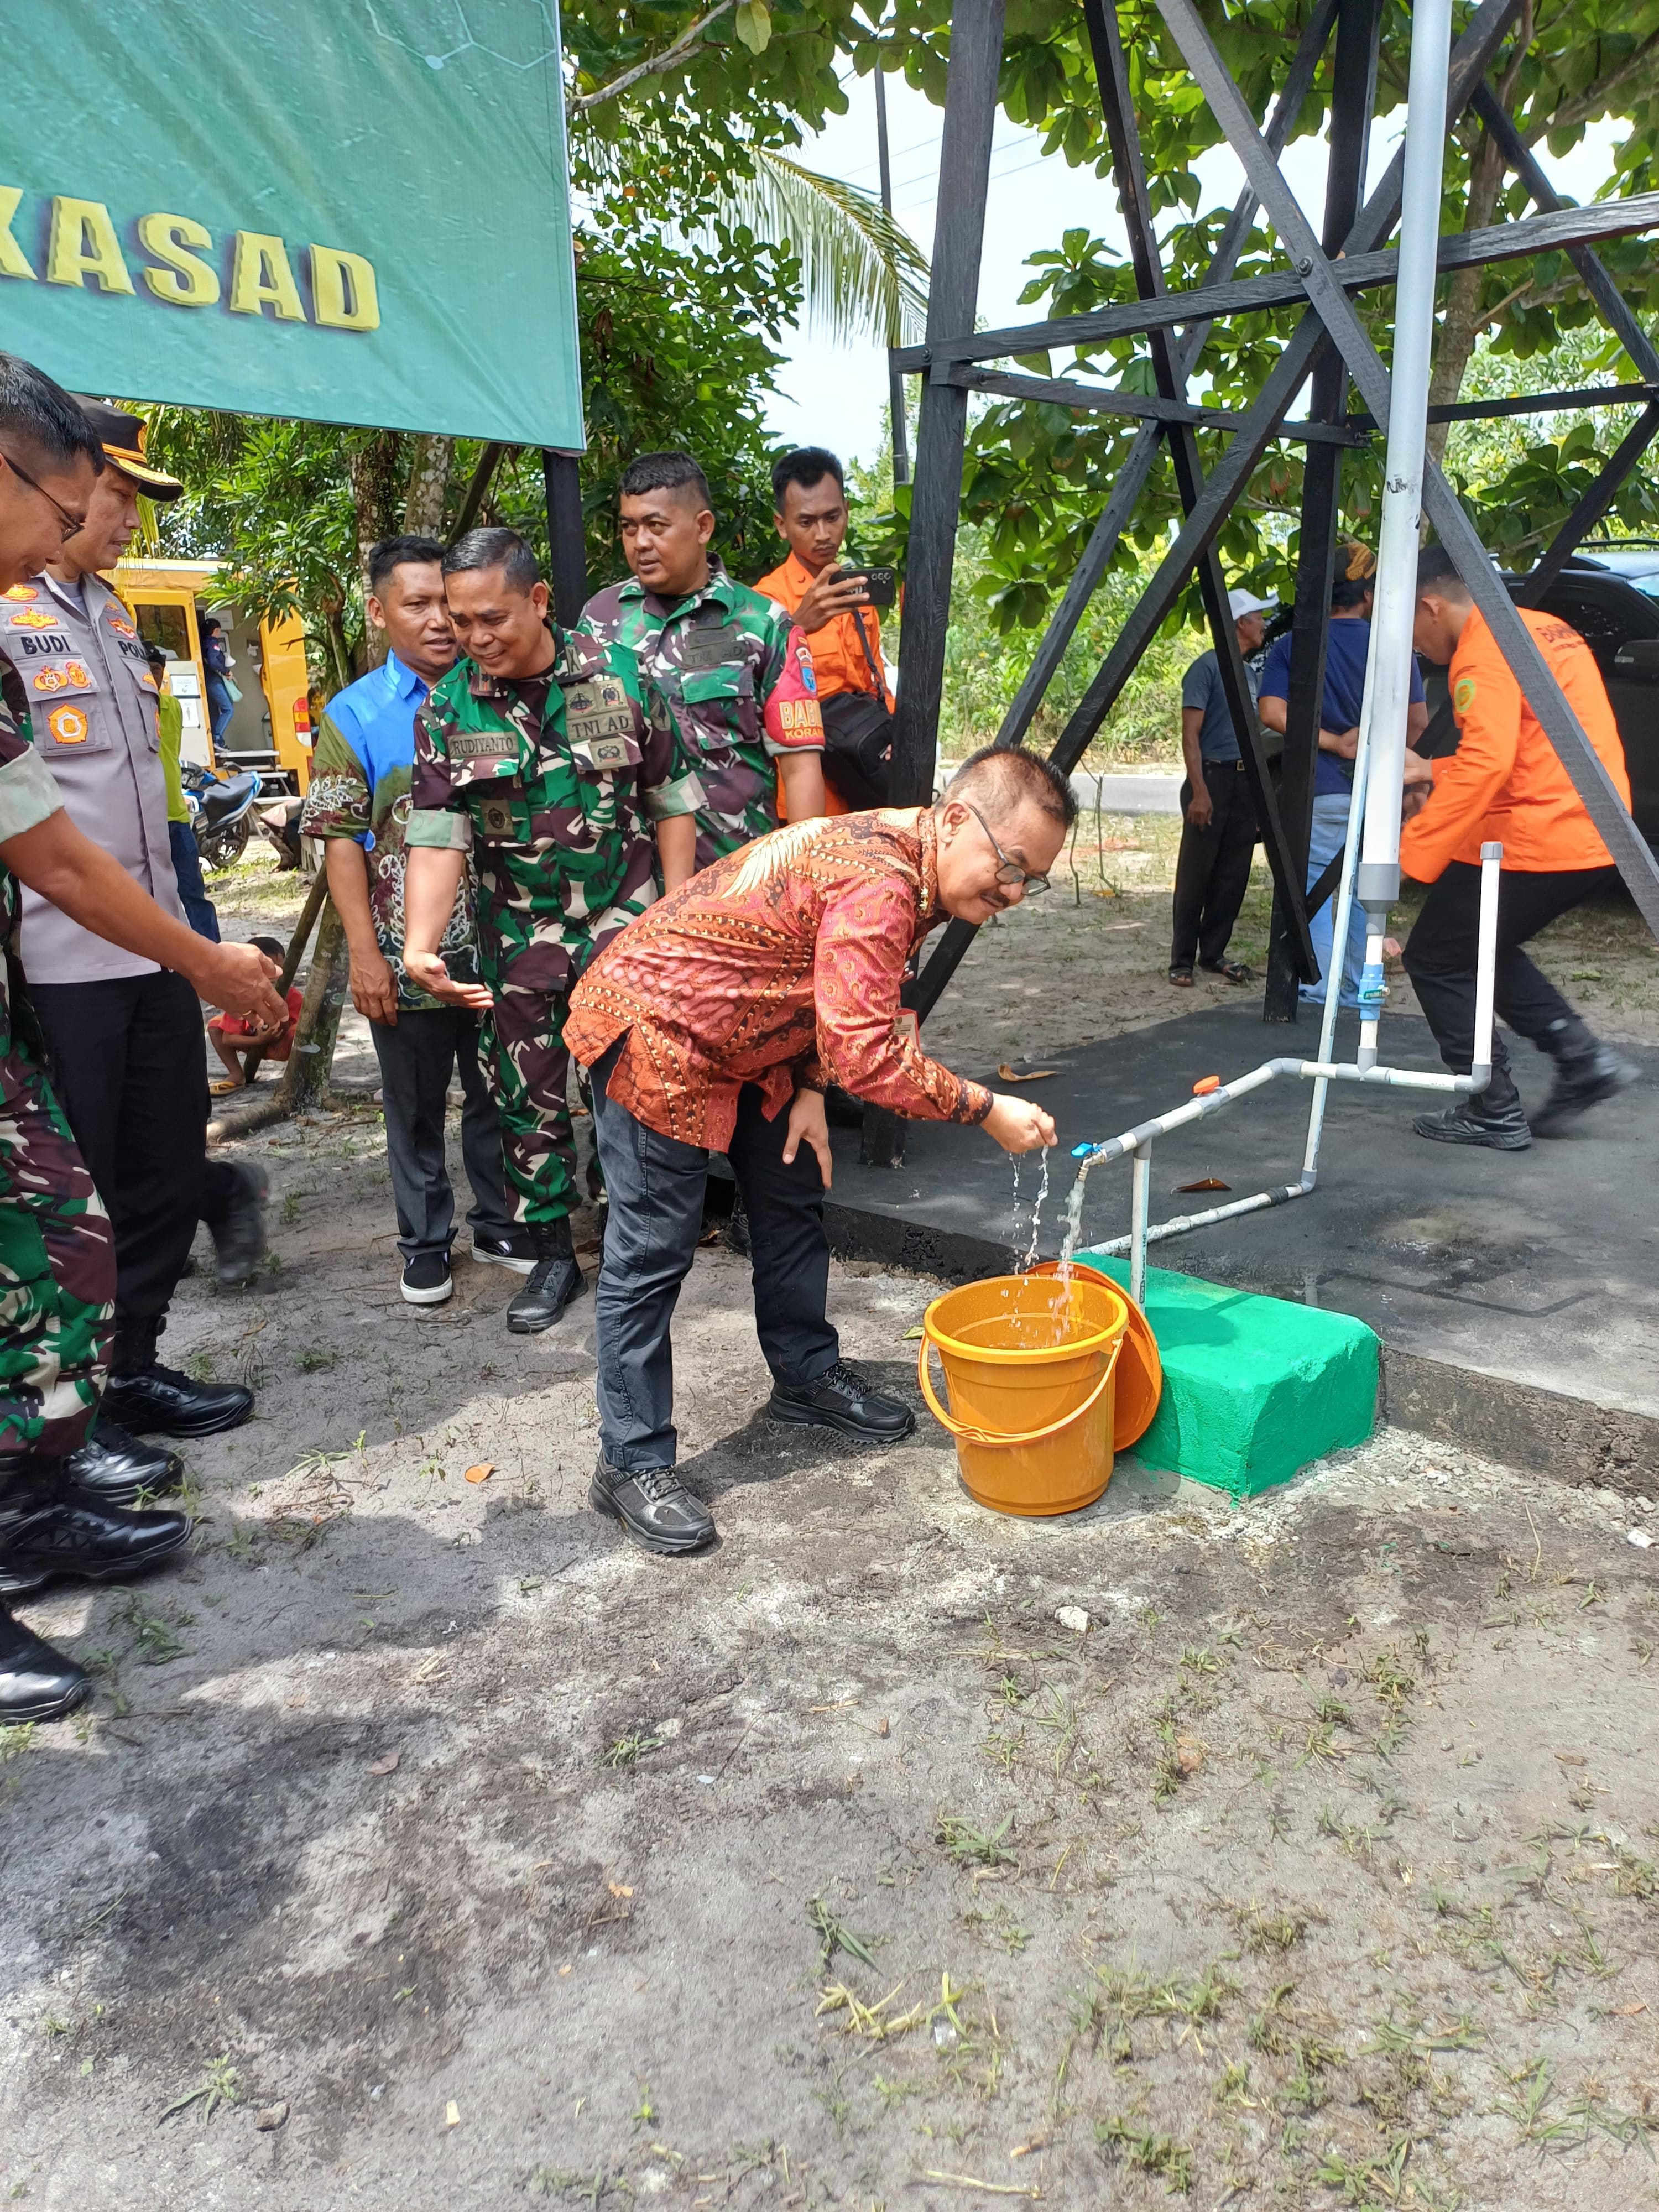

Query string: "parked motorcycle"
[[181, 761, 263, 874], [259, 796, 307, 873]]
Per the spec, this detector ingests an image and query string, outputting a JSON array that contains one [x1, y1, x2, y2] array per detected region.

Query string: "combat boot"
[[0, 1455, 192, 1598], [66, 1418, 185, 1507], [505, 1218, 586, 1334], [103, 1315, 254, 1439]]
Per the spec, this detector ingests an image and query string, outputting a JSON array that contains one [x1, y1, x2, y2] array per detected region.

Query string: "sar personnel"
[[0, 351, 284, 1723], [1401, 544, 1637, 1149], [400, 527, 701, 1334], [579, 450, 828, 865]]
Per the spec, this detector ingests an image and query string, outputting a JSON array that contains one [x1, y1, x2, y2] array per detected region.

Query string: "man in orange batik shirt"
[[564, 748, 1072, 1560], [1401, 543, 1637, 1151]]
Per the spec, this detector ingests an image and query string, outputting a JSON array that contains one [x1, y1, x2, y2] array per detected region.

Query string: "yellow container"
[[918, 1272, 1129, 1517]]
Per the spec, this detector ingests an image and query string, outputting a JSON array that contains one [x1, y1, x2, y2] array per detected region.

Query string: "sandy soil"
[[5, 846, 1653, 2208]]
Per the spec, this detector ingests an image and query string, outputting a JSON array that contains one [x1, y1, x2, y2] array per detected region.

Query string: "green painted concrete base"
[[1076, 1252, 1379, 1500]]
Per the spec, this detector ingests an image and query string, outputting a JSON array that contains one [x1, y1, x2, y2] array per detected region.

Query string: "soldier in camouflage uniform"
[[0, 353, 284, 1721], [402, 527, 701, 1334], [579, 450, 827, 870]]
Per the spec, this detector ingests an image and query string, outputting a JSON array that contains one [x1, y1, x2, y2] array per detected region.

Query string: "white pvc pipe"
[[1354, 0, 1454, 1066], [1472, 838, 1503, 1086], [1130, 1145, 1152, 1308]]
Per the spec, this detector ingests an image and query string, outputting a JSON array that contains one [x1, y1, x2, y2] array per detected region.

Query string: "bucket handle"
[[917, 1333, 1123, 1450]]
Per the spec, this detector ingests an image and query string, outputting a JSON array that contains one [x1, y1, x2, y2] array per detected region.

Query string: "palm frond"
[[721, 150, 930, 348]]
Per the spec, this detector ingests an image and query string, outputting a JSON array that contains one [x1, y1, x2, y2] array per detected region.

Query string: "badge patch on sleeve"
[[1453, 675, 1477, 713], [48, 704, 91, 745]]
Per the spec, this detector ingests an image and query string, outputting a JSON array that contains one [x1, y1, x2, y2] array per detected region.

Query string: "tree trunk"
[[403, 435, 455, 536], [274, 898, 351, 1110], [347, 432, 404, 669]]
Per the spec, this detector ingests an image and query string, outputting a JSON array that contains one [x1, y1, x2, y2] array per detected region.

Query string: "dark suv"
[[1421, 556, 1659, 842]]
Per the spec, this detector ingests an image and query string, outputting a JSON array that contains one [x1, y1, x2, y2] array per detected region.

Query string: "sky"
[[762, 66, 1621, 473]]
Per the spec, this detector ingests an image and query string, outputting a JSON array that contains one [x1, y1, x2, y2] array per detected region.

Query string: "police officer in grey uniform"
[[1, 401, 267, 1490]]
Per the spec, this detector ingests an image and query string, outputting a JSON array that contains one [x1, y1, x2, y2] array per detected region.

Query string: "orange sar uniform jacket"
[[754, 549, 894, 821], [1400, 606, 1632, 883]]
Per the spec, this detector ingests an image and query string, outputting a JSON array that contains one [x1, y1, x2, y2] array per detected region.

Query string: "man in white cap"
[[1168, 587, 1273, 987], [0, 399, 268, 1500]]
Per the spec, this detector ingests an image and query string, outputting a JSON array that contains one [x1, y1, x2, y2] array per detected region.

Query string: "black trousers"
[[1171, 761, 1258, 969], [589, 1044, 838, 1470], [1401, 860, 1614, 1097], [30, 969, 210, 1334], [369, 1008, 514, 1262]]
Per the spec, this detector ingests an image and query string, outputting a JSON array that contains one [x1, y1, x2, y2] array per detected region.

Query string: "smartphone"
[[852, 565, 896, 609]]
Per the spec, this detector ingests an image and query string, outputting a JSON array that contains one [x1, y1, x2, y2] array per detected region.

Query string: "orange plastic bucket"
[[918, 1272, 1129, 1516]]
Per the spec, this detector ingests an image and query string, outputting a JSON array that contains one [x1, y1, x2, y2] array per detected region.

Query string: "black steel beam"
[[1264, 0, 1382, 1023], [1420, 381, 1659, 425], [891, 191, 1659, 373], [1515, 401, 1659, 606], [874, 60, 912, 489], [986, 0, 1341, 755], [889, 0, 1004, 812], [1084, 0, 1318, 982], [542, 450, 587, 627], [1155, 0, 1659, 934], [943, 362, 1367, 442], [1472, 84, 1659, 385], [910, 0, 1525, 1022]]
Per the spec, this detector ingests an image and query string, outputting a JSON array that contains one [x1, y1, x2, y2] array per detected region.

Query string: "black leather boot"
[[65, 1419, 185, 1507], [0, 1604, 88, 1724], [103, 1316, 254, 1438], [590, 1454, 714, 1554], [767, 1358, 917, 1444], [0, 1457, 192, 1598], [505, 1219, 586, 1334]]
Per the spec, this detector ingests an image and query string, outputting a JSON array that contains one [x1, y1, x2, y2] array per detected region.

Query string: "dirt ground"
[[3, 848, 1657, 2209]]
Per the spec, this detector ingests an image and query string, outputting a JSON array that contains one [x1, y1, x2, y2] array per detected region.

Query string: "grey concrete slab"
[[827, 1001, 1659, 1433]]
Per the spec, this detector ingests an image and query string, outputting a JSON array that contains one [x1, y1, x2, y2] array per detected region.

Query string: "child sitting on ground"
[[208, 935, 301, 1094]]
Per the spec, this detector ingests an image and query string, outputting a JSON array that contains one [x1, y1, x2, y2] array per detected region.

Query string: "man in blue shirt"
[[300, 537, 521, 1306], [1170, 589, 1274, 985], [1257, 544, 1428, 1008]]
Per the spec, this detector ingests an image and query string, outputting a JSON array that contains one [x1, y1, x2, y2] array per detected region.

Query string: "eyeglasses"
[[964, 801, 1051, 895], [0, 447, 85, 543]]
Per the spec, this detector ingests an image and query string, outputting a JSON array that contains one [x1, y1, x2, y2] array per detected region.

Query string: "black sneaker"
[[1531, 1047, 1637, 1136], [506, 1252, 585, 1333], [0, 1607, 88, 1724], [103, 1363, 254, 1439], [401, 1251, 453, 1306], [207, 1161, 268, 1286], [472, 1230, 537, 1276], [766, 1359, 916, 1445], [0, 1484, 193, 1598], [1412, 1098, 1531, 1150], [590, 1454, 714, 1554], [65, 1420, 184, 1507]]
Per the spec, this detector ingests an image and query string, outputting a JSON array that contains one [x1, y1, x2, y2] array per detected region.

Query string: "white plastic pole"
[[1471, 838, 1503, 1086], [1354, 0, 1454, 1070], [1130, 1144, 1152, 1309]]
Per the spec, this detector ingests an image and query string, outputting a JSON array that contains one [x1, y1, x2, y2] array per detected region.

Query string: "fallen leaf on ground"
[[1555, 1752, 1588, 1767], [608, 1882, 634, 1899], [877, 1718, 891, 1738], [1176, 1177, 1230, 1193], [368, 1751, 400, 1776], [1010, 2133, 1049, 2158], [463, 1462, 493, 1485], [1176, 1734, 1204, 1775], [902, 1325, 925, 1340], [997, 1064, 1058, 1081]]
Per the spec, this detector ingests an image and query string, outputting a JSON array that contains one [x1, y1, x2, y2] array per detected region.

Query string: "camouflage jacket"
[[578, 565, 823, 870], [0, 654, 69, 1046], [406, 627, 702, 995]]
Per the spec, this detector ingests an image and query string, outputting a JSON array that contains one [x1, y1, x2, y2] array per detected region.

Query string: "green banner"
[[2, 2, 584, 447]]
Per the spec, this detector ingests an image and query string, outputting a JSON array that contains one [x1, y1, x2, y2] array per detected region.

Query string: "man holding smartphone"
[[757, 448, 895, 812]]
